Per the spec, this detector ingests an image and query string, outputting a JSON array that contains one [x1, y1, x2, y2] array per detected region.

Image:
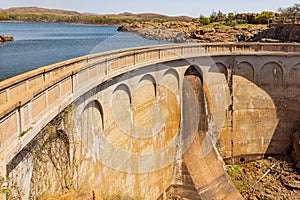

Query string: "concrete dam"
[[0, 43, 299, 199]]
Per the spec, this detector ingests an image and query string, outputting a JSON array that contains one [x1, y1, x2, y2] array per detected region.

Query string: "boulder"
[[0, 35, 14, 43]]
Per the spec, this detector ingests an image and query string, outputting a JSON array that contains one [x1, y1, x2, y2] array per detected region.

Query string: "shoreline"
[[0, 20, 120, 27], [118, 21, 269, 43], [118, 22, 300, 43], [2, 20, 299, 44]]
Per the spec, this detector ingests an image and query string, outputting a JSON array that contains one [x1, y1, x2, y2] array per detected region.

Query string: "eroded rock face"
[[252, 24, 300, 42], [118, 22, 268, 43]]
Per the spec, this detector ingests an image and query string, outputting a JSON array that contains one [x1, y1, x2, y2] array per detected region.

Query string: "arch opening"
[[80, 100, 104, 152]]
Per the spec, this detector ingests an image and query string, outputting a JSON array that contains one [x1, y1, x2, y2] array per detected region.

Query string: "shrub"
[[255, 11, 274, 24], [199, 17, 210, 25]]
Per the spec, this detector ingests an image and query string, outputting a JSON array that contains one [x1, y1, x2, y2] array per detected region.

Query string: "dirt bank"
[[227, 155, 300, 200]]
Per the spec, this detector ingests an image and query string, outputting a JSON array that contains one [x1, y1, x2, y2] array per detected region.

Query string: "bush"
[[199, 17, 210, 25], [255, 11, 274, 24], [230, 19, 238, 26]]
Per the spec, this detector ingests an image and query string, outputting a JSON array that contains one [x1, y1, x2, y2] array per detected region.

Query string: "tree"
[[199, 17, 210, 25], [279, 3, 300, 23], [255, 11, 274, 24], [227, 12, 235, 22], [199, 15, 210, 25], [216, 10, 227, 22], [209, 11, 217, 23]]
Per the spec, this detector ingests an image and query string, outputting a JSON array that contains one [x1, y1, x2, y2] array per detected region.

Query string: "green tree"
[[209, 11, 217, 23], [255, 11, 274, 24], [227, 12, 235, 22], [199, 15, 210, 25]]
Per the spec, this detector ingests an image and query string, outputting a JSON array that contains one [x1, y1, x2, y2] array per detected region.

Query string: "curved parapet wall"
[[0, 43, 300, 199]]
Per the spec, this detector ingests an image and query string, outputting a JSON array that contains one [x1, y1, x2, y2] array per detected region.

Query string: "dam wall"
[[0, 43, 299, 199]]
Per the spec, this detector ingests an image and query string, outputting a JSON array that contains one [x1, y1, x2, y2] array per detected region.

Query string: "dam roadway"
[[0, 43, 299, 199]]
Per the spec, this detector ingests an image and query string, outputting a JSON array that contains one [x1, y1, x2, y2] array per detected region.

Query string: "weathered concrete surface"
[[0, 43, 299, 199], [228, 55, 300, 163]]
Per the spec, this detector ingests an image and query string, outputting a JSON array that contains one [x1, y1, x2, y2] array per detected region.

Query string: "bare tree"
[[278, 3, 300, 23]]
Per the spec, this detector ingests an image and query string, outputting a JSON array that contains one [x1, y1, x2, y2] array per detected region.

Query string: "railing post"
[[45, 90, 49, 109], [43, 69, 46, 81], [105, 59, 108, 75], [6, 88, 9, 102], [17, 101, 22, 135], [25, 80, 29, 91], [71, 71, 74, 93], [159, 49, 161, 59]]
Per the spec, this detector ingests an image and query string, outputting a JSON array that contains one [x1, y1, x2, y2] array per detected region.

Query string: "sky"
[[0, 0, 298, 17]]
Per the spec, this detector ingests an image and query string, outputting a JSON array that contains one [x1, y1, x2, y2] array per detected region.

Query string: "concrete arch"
[[184, 65, 204, 83], [80, 100, 104, 152], [113, 83, 132, 104], [209, 62, 228, 81], [162, 68, 180, 91], [139, 74, 156, 84], [289, 63, 300, 83], [112, 83, 131, 134], [179, 65, 240, 199], [183, 65, 207, 133], [260, 62, 283, 84], [234, 61, 255, 82], [138, 74, 157, 96], [132, 74, 157, 128]]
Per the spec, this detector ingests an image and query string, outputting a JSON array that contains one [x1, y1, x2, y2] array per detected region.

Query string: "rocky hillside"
[[118, 22, 268, 43], [119, 21, 300, 43], [1, 7, 82, 16]]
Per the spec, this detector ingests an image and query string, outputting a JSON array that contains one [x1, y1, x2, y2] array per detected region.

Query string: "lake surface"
[[0, 22, 168, 81]]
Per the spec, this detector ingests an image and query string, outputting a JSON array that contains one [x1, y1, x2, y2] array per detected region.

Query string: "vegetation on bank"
[[227, 156, 300, 199], [0, 4, 299, 26], [0, 7, 192, 25], [199, 3, 300, 26]]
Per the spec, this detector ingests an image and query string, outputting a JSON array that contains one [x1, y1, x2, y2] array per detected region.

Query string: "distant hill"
[[2, 7, 82, 16], [117, 12, 193, 22], [0, 7, 194, 25]]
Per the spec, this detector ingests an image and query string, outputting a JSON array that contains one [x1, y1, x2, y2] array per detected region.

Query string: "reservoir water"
[[0, 22, 168, 81]]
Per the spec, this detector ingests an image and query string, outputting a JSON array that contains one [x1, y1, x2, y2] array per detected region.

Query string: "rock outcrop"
[[0, 34, 14, 43], [118, 21, 268, 43], [252, 24, 300, 42], [119, 22, 300, 43]]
